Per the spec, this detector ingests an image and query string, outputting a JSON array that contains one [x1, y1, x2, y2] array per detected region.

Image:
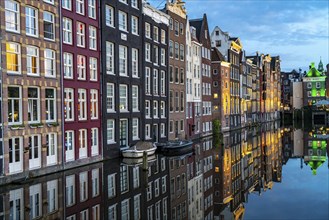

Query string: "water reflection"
[[0, 122, 327, 220]]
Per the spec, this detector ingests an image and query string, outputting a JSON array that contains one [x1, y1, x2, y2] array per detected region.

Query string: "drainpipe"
[[0, 35, 3, 176]]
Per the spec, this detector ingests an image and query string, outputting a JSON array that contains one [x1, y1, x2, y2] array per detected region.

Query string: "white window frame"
[[132, 85, 139, 112], [43, 11, 55, 40], [160, 70, 165, 95], [90, 57, 98, 81], [119, 84, 128, 112], [5, 0, 20, 33], [161, 123, 166, 137], [107, 83, 115, 112], [131, 0, 138, 8], [145, 101, 150, 118], [26, 46, 39, 76], [88, 0, 96, 19], [132, 118, 139, 140], [160, 101, 165, 118], [145, 124, 151, 140], [90, 89, 98, 119], [26, 6, 38, 37], [63, 52, 73, 78], [78, 130, 87, 159], [77, 22, 85, 48], [28, 87, 40, 123], [89, 25, 97, 50], [105, 5, 114, 27], [119, 45, 127, 76], [64, 88, 74, 121], [76, 0, 85, 15], [153, 101, 158, 118], [63, 17, 72, 44], [145, 43, 151, 62], [153, 69, 158, 95], [145, 22, 151, 39], [45, 88, 56, 122], [145, 67, 151, 94], [107, 120, 115, 144], [62, 0, 72, 10], [91, 128, 99, 156], [78, 89, 87, 120], [106, 41, 114, 74], [6, 42, 21, 74], [45, 49, 56, 77], [161, 48, 166, 66], [8, 86, 22, 125], [161, 29, 166, 44], [131, 16, 139, 35], [118, 11, 127, 32], [132, 48, 139, 77], [77, 55, 86, 80]]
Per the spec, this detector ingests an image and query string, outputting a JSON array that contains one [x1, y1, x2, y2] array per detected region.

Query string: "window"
[[77, 22, 85, 47], [77, 55, 86, 80], [78, 89, 87, 120], [145, 43, 151, 62], [153, 69, 158, 95], [161, 71, 165, 95], [145, 67, 151, 95], [106, 83, 115, 112], [26, 7, 38, 36], [44, 11, 55, 40], [145, 101, 150, 118], [161, 29, 166, 44], [107, 120, 115, 144], [154, 46, 159, 64], [120, 165, 129, 192], [90, 57, 97, 81], [154, 179, 160, 197], [169, 41, 173, 58], [80, 210, 88, 220], [64, 88, 74, 121], [119, 11, 127, 31], [169, 120, 173, 133], [121, 199, 130, 220], [79, 130, 87, 159], [175, 42, 179, 59], [145, 124, 151, 139], [134, 195, 141, 220], [169, 66, 173, 82], [180, 44, 184, 61], [76, 0, 84, 15], [63, 52, 73, 78], [89, 26, 97, 50], [132, 85, 139, 111], [175, 92, 179, 111], [90, 89, 98, 119], [119, 0, 128, 3], [28, 87, 40, 123], [180, 68, 184, 84], [92, 205, 100, 220], [6, 42, 21, 74], [105, 5, 114, 27], [62, 0, 72, 10], [119, 45, 127, 76], [132, 48, 139, 77], [119, 85, 128, 111], [147, 182, 152, 201], [169, 18, 173, 30], [161, 123, 165, 137], [63, 17, 72, 44], [91, 169, 99, 196], [132, 118, 139, 140], [161, 48, 166, 66], [45, 88, 56, 122], [27, 46, 39, 76], [131, 0, 138, 8], [175, 67, 179, 83], [180, 22, 184, 35], [169, 90, 173, 112], [88, 0, 96, 18], [160, 101, 165, 118], [65, 175, 75, 206], [45, 49, 56, 77], [131, 16, 138, 35], [145, 22, 151, 38], [316, 82, 321, 88], [5, 0, 20, 32], [174, 20, 179, 36], [47, 180, 58, 214], [8, 86, 22, 124], [106, 42, 114, 74], [153, 26, 159, 42], [91, 128, 99, 156], [307, 82, 312, 89], [108, 205, 117, 220], [47, 133, 58, 165], [153, 101, 158, 118]]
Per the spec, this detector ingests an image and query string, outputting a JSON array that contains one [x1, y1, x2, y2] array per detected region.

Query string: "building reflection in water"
[[1, 122, 327, 220]]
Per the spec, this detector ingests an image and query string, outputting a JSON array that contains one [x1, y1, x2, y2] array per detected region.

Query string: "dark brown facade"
[[166, 1, 187, 140]]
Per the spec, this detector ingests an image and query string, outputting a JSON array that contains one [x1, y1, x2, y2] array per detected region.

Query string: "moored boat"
[[157, 140, 193, 156], [122, 141, 157, 158]]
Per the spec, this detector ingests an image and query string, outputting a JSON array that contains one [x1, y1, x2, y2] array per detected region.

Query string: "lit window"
[[44, 11, 55, 40], [77, 55, 86, 80], [90, 89, 98, 119], [77, 22, 85, 47], [26, 7, 38, 36], [28, 87, 40, 123], [8, 86, 22, 124], [6, 42, 21, 74], [27, 46, 39, 76], [5, 0, 20, 32]]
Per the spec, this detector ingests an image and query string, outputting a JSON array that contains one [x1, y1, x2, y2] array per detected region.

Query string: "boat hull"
[[122, 146, 157, 158]]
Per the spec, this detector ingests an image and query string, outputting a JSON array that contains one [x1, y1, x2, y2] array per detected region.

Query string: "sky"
[[148, 0, 329, 72]]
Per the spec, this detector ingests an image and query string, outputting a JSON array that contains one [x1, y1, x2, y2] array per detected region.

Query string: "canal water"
[[0, 122, 328, 220]]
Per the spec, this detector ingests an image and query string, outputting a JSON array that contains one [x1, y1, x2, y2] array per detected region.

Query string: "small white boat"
[[122, 141, 157, 158]]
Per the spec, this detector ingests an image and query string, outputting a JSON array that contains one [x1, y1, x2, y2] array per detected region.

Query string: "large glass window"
[[132, 48, 139, 77], [6, 42, 21, 74], [28, 87, 40, 123], [131, 16, 138, 35], [44, 11, 55, 40], [64, 88, 74, 121], [118, 11, 127, 31], [78, 89, 87, 120], [62, 0, 72, 10], [89, 25, 97, 50], [76, 0, 85, 15], [63, 17, 72, 44], [132, 85, 139, 111], [105, 5, 114, 27], [132, 118, 139, 140], [27, 46, 39, 76], [119, 85, 128, 111], [119, 45, 127, 76], [45, 49, 55, 77], [106, 42, 114, 74], [77, 22, 85, 47], [88, 0, 96, 19], [5, 0, 20, 32], [77, 55, 86, 80], [63, 52, 73, 78], [90, 89, 98, 119], [106, 83, 115, 112], [26, 6, 38, 36], [45, 88, 56, 122], [107, 120, 115, 144], [8, 86, 22, 124]]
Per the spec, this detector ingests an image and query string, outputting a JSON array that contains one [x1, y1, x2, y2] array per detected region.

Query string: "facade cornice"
[[143, 3, 170, 25], [166, 0, 187, 19]]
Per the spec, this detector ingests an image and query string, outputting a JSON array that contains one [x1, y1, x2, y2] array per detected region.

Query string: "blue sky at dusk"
[[148, 0, 329, 72]]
